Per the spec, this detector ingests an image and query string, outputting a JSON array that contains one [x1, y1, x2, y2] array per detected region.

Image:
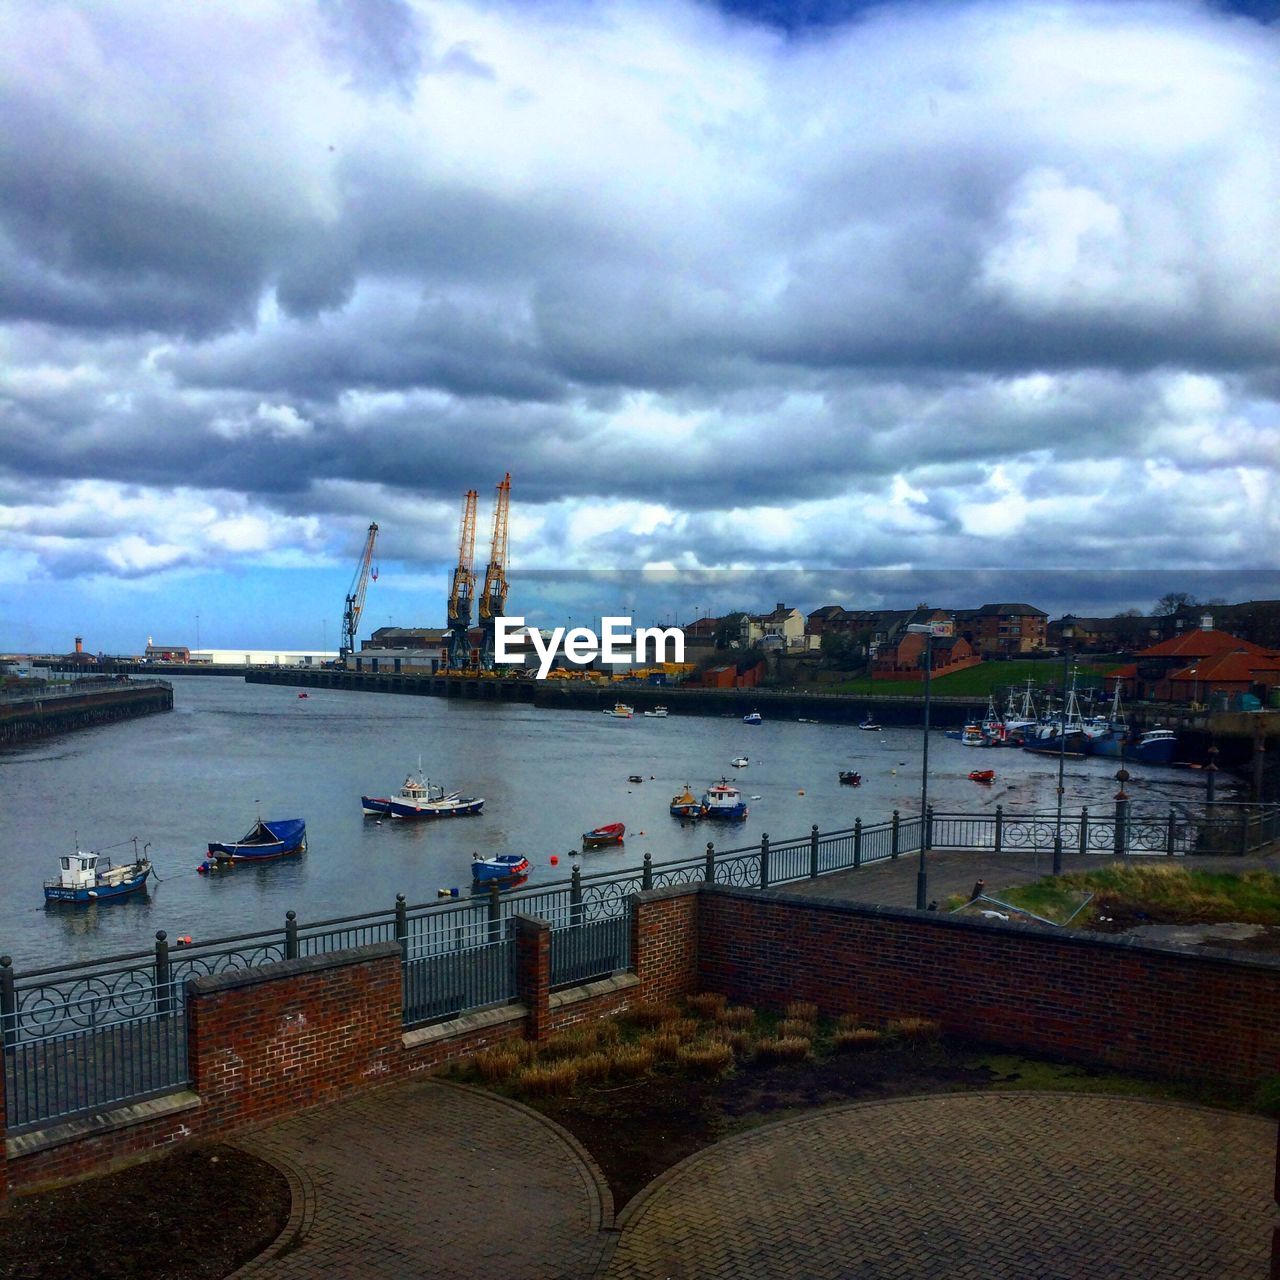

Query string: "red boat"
[[582, 822, 625, 849], [968, 769, 995, 784]]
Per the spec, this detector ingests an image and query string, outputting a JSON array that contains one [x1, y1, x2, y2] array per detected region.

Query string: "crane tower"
[[447, 490, 479, 669], [340, 522, 379, 666], [478, 473, 511, 670]]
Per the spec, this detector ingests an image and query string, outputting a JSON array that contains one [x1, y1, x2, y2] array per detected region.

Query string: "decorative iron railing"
[[4, 800, 1274, 1131]]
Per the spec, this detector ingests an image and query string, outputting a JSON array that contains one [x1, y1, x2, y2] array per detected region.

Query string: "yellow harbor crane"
[[478, 473, 511, 670], [339, 522, 379, 667], [447, 490, 478, 669]]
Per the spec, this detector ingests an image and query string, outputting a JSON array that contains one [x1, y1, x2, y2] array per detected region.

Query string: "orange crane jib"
[[479, 473, 511, 622]]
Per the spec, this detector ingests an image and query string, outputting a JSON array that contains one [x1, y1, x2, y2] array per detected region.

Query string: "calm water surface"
[[0, 677, 1220, 970]]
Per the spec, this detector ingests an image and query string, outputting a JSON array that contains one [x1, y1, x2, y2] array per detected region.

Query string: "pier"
[[0, 679, 173, 745]]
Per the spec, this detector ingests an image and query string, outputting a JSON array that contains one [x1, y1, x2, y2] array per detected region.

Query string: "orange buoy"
[[797, 789, 805, 795], [550, 854, 559, 865]]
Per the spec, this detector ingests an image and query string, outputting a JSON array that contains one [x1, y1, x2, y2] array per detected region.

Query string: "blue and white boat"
[[44, 844, 152, 904], [702, 779, 748, 821], [743, 711, 762, 725], [362, 769, 484, 819], [1092, 727, 1178, 765], [471, 853, 530, 882], [204, 818, 306, 867]]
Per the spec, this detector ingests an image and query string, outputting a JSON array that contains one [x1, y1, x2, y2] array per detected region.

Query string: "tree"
[[1154, 592, 1197, 616]]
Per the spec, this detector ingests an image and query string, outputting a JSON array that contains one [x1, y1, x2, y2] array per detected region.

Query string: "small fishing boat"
[[743, 711, 762, 725], [361, 769, 484, 819], [603, 702, 635, 718], [471, 853, 531, 882], [959, 723, 986, 746], [731, 756, 749, 768], [968, 769, 995, 784], [838, 771, 861, 786], [627, 774, 645, 784], [643, 706, 669, 718], [582, 822, 625, 849], [702, 779, 748, 821], [297, 692, 309, 699], [670, 785, 706, 819], [44, 843, 152, 904], [203, 818, 306, 868], [858, 715, 882, 731]]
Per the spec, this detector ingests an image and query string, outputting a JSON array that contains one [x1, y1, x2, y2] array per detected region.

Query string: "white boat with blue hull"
[[702, 779, 749, 821], [362, 769, 484, 819], [44, 843, 152, 904]]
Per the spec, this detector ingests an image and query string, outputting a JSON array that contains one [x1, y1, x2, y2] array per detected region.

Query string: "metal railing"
[[3, 800, 1275, 1132]]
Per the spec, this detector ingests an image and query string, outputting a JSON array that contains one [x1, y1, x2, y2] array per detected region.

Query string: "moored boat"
[[743, 711, 762, 725], [582, 822, 625, 848], [603, 702, 634, 718], [702, 779, 748, 820], [670, 785, 706, 819], [471, 853, 531, 882], [968, 769, 995, 784], [731, 756, 749, 768], [44, 843, 152, 904], [1093, 726, 1178, 765], [858, 715, 882, 731], [838, 771, 861, 786], [643, 706, 669, 718], [203, 818, 306, 868], [361, 769, 484, 819]]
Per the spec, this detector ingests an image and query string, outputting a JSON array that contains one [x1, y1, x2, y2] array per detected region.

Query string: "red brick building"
[[1107, 624, 1280, 703], [956, 603, 1048, 656]]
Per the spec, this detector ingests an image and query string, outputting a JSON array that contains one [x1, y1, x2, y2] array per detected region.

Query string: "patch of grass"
[[826, 659, 1119, 699], [833, 1028, 883, 1052], [575, 1051, 613, 1083], [644, 1031, 683, 1061], [472, 1046, 523, 1084], [755, 1036, 812, 1064], [677, 1041, 735, 1079], [669, 1017, 702, 1042], [540, 1027, 600, 1060], [778, 1017, 815, 1039], [834, 1012, 863, 1031], [624, 1000, 680, 1029], [784, 1000, 818, 1023], [516, 1060, 581, 1096], [609, 1045, 656, 1079], [685, 992, 728, 1018], [887, 1017, 942, 1043], [717, 1005, 756, 1029]]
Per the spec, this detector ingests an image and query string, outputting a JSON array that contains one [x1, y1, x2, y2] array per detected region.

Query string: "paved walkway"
[[602, 1094, 1276, 1280], [229, 1083, 1276, 1279]]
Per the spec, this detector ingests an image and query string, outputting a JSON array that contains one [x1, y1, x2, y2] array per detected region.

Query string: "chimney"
[[74, 636, 83, 654], [1200, 614, 1213, 631]]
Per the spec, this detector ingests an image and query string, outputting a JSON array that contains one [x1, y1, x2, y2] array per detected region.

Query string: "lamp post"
[[195, 613, 200, 659], [1054, 647, 1070, 876], [906, 623, 939, 909]]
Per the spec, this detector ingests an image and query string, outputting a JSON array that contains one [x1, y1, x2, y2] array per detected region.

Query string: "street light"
[[906, 622, 945, 909], [1053, 648, 1071, 876]]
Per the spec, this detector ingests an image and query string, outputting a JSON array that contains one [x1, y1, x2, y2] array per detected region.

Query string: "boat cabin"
[[57, 852, 100, 890]]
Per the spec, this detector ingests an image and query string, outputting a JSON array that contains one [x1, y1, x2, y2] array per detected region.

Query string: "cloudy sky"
[[2, 0, 1278, 652]]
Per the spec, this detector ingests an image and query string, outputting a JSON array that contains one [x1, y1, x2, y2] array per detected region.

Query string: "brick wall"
[[631, 886, 698, 1003], [697, 886, 1280, 1090]]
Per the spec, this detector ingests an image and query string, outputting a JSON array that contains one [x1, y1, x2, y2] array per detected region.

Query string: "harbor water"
[[0, 677, 1225, 970]]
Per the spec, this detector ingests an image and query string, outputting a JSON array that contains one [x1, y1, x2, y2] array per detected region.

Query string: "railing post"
[[154, 930, 171, 1016], [394, 894, 407, 962], [1239, 807, 1250, 857], [286, 909, 299, 960], [993, 805, 1003, 854], [642, 852, 653, 891], [1079, 807, 1089, 857], [853, 817, 862, 869], [1, 955, 15, 1050], [488, 882, 502, 942], [1113, 770, 1130, 858], [759, 833, 770, 890], [571, 864, 583, 927], [809, 824, 819, 879], [891, 810, 900, 859], [1165, 808, 1177, 857], [704, 841, 716, 885], [925, 804, 934, 851]]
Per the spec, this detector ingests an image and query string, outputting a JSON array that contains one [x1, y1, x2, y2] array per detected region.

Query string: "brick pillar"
[[513, 915, 551, 1042]]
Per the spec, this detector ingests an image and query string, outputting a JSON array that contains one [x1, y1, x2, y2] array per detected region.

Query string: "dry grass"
[[685, 992, 729, 1018], [540, 1027, 601, 1060], [833, 1028, 883, 1052], [677, 1041, 735, 1079], [716, 1005, 756, 1029], [755, 1036, 812, 1064], [515, 1060, 581, 1096], [609, 1045, 656, 1079], [778, 1018, 815, 1040], [784, 1001, 819, 1024], [472, 1046, 523, 1084], [835, 1012, 862, 1031], [645, 1031, 683, 1061], [574, 1052, 613, 1083], [715, 1029, 756, 1056], [669, 1017, 702, 1043], [625, 1000, 680, 1029], [887, 1017, 942, 1043]]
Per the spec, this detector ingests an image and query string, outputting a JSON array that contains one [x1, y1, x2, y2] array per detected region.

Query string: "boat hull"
[[361, 796, 484, 819], [44, 870, 149, 904], [207, 818, 306, 863], [471, 855, 530, 882]]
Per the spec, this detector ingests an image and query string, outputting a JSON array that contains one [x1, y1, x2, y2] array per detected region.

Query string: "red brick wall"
[[632, 888, 698, 1003], [187, 942, 404, 1132], [697, 888, 1280, 1089]]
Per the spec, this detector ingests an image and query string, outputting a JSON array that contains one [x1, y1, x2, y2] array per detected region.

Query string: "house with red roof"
[[1106, 619, 1280, 704]]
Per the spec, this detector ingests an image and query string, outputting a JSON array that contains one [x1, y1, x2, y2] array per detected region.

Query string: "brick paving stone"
[[602, 1094, 1276, 1280], [229, 1078, 611, 1280]]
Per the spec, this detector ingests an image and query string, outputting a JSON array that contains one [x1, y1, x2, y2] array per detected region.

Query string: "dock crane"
[[478, 473, 511, 669], [340, 522, 379, 667], [447, 490, 479, 669]]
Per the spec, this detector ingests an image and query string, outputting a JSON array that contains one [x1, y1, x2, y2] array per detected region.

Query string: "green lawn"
[[825, 658, 1121, 699]]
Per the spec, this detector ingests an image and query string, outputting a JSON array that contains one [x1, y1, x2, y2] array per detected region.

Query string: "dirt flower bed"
[[448, 996, 1260, 1210], [0, 1144, 290, 1280]]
